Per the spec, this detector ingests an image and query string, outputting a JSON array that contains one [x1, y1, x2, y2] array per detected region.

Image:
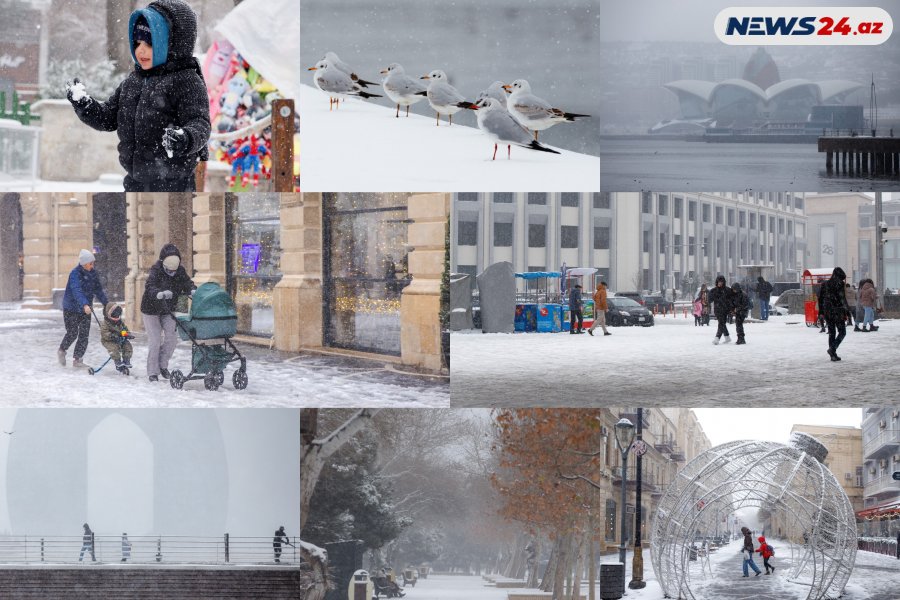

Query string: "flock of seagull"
[[308, 51, 591, 160]]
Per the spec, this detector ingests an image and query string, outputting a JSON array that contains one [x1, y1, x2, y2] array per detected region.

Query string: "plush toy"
[[219, 72, 252, 119]]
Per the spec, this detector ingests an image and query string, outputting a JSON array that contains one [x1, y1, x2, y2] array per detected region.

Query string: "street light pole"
[[629, 408, 646, 589], [615, 418, 636, 572]]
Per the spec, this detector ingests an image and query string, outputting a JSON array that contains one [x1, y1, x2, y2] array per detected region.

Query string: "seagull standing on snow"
[[308, 60, 382, 110], [476, 81, 508, 110], [473, 97, 560, 160], [420, 70, 478, 126], [504, 79, 590, 141], [380, 63, 428, 118], [318, 52, 379, 109]]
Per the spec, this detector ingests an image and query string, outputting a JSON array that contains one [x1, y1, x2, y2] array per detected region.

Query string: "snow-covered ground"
[[0, 304, 448, 407], [299, 84, 600, 192], [0, 174, 124, 192], [451, 313, 900, 406], [405, 548, 899, 600]]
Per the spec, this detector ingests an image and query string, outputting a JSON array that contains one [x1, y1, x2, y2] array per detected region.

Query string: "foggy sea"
[[600, 139, 900, 192], [300, 0, 601, 156]]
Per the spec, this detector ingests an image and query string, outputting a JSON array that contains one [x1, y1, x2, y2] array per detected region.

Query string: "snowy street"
[[0, 304, 448, 407], [396, 548, 899, 600], [450, 313, 900, 406]]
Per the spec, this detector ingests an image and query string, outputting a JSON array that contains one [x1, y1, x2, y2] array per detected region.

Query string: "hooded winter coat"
[[731, 283, 750, 318], [756, 277, 773, 300], [569, 286, 583, 310], [818, 267, 851, 322], [63, 264, 109, 312], [72, 0, 210, 186], [859, 281, 877, 308], [756, 536, 773, 559], [708, 276, 732, 317], [140, 243, 196, 315]]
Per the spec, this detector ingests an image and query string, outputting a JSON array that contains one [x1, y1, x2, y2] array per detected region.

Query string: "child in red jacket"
[[756, 536, 775, 574]]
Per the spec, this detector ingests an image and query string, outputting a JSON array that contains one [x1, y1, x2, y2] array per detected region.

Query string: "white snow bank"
[[299, 84, 600, 192], [0, 174, 124, 192]]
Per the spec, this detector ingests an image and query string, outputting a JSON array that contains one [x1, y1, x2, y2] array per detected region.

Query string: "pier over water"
[[818, 136, 900, 178]]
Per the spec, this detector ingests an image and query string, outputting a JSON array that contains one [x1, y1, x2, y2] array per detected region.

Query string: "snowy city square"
[[298, 408, 900, 600]]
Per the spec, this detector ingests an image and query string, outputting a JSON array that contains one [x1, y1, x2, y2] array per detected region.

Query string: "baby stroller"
[[169, 282, 248, 391]]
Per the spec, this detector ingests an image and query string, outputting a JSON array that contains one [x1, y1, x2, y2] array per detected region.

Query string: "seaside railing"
[[0, 534, 298, 565]]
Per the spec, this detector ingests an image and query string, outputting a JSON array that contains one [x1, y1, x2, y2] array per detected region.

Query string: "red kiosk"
[[801, 268, 834, 327]]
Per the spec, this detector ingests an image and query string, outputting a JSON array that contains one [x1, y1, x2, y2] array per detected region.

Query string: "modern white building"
[[452, 192, 807, 295]]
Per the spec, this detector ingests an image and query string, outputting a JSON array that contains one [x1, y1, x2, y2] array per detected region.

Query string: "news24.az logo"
[[715, 7, 893, 45]]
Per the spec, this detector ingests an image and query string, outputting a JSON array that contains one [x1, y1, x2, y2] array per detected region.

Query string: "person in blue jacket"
[[58, 249, 108, 368]]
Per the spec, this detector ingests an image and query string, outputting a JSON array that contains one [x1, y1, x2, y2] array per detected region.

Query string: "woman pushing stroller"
[[141, 243, 196, 382]]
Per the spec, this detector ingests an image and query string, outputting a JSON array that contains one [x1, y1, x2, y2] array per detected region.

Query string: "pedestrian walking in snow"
[[141, 244, 195, 382], [588, 281, 610, 336], [121, 533, 132, 562], [692, 297, 703, 326], [896, 530, 899, 559], [79, 523, 96, 562], [740, 527, 761, 577], [756, 276, 773, 321], [698, 284, 711, 326], [273, 526, 291, 563], [58, 250, 108, 369], [569, 284, 584, 334], [818, 267, 852, 361], [859, 279, 879, 332], [709, 276, 733, 344], [756, 535, 775, 574], [845, 283, 857, 329], [100, 303, 134, 373], [65, 0, 210, 192], [730, 283, 750, 345]]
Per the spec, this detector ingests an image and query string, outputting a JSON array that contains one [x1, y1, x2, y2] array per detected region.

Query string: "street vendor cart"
[[801, 268, 834, 327]]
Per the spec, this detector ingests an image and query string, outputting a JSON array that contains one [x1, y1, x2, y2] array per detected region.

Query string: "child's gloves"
[[162, 127, 190, 158], [65, 78, 91, 109], [157, 290, 174, 300]]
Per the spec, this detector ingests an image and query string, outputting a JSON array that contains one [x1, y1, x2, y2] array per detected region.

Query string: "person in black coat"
[[708, 275, 733, 344], [756, 276, 773, 320], [818, 267, 851, 361], [66, 0, 210, 192], [731, 282, 750, 345], [141, 243, 195, 382], [569, 284, 584, 334], [273, 526, 291, 563]]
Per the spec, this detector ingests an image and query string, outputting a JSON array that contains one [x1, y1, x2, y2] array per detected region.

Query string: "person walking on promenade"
[[859, 278, 879, 332], [756, 276, 773, 321], [740, 527, 762, 577], [79, 523, 96, 562], [709, 276, 732, 345], [756, 535, 776, 574], [731, 283, 750, 345], [818, 267, 852, 361]]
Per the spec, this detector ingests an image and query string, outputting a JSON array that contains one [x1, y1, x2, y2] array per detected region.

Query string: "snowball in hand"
[[69, 81, 88, 102], [162, 127, 185, 159]]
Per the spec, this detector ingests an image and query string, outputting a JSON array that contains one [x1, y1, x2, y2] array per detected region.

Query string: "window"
[[642, 192, 652, 213], [779, 218, 785, 234], [750, 213, 756, 229], [728, 208, 734, 226], [689, 201, 697, 221], [739, 211, 746, 227], [528, 223, 546, 247], [594, 192, 611, 209], [493, 192, 514, 203], [717, 239, 722, 258], [560, 193, 579, 207], [494, 222, 512, 246], [689, 236, 695, 256], [794, 197, 804, 210], [660, 232, 667, 250], [729, 240, 735, 257], [741, 241, 747, 259], [788, 221, 793, 235], [527, 192, 547, 205], [457, 192, 478, 203], [770, 216, 776, 232], [643, 230, 651, 252], [674, 197, 683, 218], [658, 195, 668, 216], [674, 234, 682, 254], [751, 244, 757, 261], [594, 226, 610, 250], [703, 237, 709, 257], [702, 204, 710, 223], [457, 220, 477, 246], [561, 225, 579, 248], [715, 206, 723, 225]]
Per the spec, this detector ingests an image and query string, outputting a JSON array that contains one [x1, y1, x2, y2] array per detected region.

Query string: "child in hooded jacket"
[[756, 536, 775, 574], [66, 0, 210, 192], [99, 302, 134, 372]]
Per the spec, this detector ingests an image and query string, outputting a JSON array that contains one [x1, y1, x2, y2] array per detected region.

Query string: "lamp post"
[[615, 417, 636, 570], [629, 408, 646, 590]]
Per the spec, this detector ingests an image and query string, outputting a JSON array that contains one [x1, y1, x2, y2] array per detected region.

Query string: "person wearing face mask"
[[140, 243, 195, 382]]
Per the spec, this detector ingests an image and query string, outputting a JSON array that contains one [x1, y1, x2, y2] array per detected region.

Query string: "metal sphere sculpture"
[[651, 433, 856, 600]]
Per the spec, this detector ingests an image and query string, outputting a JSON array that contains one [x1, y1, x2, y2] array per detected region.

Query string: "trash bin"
[[347, 569, 373, 600], [599, 563, 625, 600]]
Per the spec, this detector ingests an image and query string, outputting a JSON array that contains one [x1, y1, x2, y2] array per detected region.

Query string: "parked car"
[[606, 297, 655, 327], [615, 291, 645, 305], [642, 295, 675, 313]]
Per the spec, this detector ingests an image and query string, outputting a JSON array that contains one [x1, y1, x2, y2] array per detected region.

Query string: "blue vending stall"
[[515, 272, 562, 333]]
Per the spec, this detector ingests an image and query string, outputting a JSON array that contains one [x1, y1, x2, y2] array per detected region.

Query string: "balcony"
[[612, 465, 661, 496], [670, 444, 686, 462], [864, 475, 900, 499], [654, 436, 674, 454], [863, 428, 900, 460]]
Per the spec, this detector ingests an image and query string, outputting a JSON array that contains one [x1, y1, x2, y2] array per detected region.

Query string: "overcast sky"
[[600, 0, 900, 42], [693, 407, 863, 447]]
